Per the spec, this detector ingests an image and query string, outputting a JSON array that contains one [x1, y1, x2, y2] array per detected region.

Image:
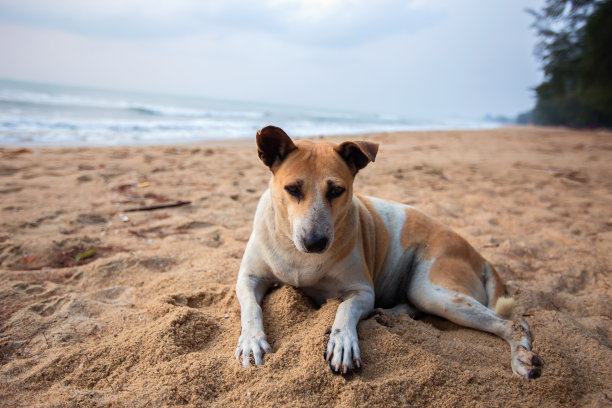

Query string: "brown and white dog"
[[235, 126, 542, 379]]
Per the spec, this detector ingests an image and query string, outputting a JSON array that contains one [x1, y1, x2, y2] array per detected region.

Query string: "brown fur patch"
[[330, 205, 358, 265], [400, 207, 505, 305], [356, 195, 391, 284], [400, 208, 481, 267], [429, 258, 488, 304]]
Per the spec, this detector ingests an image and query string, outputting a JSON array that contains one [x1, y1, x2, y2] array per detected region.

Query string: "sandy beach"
[[1, 127, 611, 407]]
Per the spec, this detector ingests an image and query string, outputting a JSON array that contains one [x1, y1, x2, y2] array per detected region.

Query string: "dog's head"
[[256, 126, 378, 254]]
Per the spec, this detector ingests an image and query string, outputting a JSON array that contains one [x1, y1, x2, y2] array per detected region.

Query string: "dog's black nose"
[[304, 234, 329, 253]]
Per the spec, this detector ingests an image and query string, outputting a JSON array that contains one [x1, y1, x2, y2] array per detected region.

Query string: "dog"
[[235, 126, 542, 379]]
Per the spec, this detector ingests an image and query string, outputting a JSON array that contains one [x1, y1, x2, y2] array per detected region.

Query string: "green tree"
[[528, 0, 612, 127], [578, 0, 612, 124]]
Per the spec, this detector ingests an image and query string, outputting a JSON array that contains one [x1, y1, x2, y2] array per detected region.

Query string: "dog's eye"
[[327, 186, 345, 199], [284, 185, 302, 199]]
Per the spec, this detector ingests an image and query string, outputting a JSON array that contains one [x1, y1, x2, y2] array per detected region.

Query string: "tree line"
[[518, 0, 612, 127]]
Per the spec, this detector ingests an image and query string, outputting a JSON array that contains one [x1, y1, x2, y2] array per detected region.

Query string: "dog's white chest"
[[268, 255, 325, 288]]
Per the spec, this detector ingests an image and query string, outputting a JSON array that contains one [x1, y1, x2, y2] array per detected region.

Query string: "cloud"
[[0, 0, 544, 118], [0, 0, 441, 46]]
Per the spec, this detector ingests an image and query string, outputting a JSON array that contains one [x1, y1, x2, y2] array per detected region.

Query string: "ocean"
[[0, 79, 501, 146]]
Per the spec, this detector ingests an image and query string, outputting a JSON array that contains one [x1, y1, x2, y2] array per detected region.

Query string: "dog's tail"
[[494, 296, 515, 317], [484, 262, 514, 318]]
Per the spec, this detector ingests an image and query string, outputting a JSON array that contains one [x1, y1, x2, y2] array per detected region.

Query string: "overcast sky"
[[0, 0, 544, 120]]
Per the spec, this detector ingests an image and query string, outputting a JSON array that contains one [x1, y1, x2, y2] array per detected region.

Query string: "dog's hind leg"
[[407, 259, 542, 379]]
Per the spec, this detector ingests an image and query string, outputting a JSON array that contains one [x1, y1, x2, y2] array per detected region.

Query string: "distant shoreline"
[[1, 79, 506, 147], [0, 126, 534, 149]]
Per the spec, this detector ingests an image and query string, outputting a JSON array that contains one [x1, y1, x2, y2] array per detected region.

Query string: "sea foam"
[[0, 80, 501, 146]]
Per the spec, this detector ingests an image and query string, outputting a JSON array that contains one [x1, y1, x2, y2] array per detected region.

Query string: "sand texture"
[[1, 127, 611, 407]]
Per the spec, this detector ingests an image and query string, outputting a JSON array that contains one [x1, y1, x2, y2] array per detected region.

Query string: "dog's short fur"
[[235, 126, 542, 379]]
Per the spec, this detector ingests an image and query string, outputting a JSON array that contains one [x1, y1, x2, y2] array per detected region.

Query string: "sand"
[[0, 127, 611, 407]]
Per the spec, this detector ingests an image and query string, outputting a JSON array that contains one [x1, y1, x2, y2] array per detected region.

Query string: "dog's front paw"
[[324, 327, 361, 374], [235, 331, 271, 367]]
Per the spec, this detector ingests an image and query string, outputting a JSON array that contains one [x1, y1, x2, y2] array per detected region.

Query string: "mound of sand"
[[1, 127, 611, 407]]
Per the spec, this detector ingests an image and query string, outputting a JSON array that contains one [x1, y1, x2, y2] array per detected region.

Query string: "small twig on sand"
[[124, 201, 191, 212], [104, 378, 115, 392], [128, 230, 147, 239], [42, 333, 51, 349]]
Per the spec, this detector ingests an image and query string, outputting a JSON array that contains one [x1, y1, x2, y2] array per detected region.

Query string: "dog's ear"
[[335, 141, 379, 174], [256, 126, 297, 169]]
